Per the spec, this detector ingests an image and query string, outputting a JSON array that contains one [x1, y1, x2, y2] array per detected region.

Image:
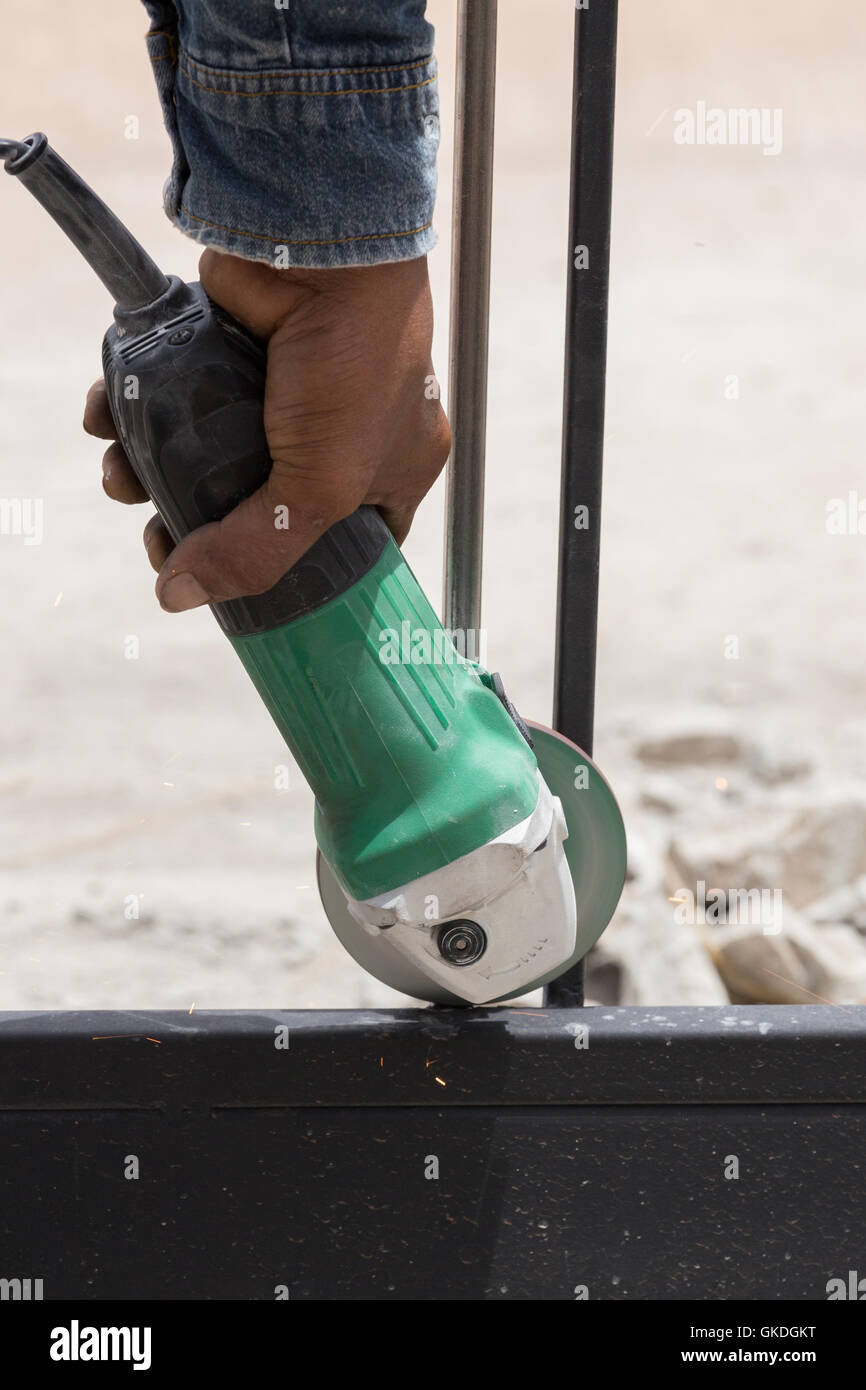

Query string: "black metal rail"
[[1, 1005, 863, 1300], [547, 0, 619, 1008]]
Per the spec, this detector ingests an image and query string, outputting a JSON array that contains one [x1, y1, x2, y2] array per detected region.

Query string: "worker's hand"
[[83, 250, 450, 611]]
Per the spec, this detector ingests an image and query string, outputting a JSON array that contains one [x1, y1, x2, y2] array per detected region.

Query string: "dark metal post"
[[546, 0, 619, 1007], [443, 0, 498, 638]]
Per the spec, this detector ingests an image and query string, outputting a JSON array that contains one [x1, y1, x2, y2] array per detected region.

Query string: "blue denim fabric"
[[141, 1, 439, 268]]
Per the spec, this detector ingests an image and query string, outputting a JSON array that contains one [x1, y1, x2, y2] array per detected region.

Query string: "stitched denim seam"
[[180, 53, 432, 80], [179, 203, 433, 248], [146, 28, 177, 64], [177, 64, 435, 99]]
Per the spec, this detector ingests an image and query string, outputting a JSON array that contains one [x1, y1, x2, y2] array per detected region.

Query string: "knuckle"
[[219, 550, 284, 598], [431, 409, 452, 466], [265, 478, 356, 535]]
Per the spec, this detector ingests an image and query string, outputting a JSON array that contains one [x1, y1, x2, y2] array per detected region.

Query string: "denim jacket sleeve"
[[140, 1, 440, 269]]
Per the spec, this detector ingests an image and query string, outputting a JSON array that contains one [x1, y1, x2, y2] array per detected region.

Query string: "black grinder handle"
[[102, 278, 389, 637], [2, 135, 390, 638]]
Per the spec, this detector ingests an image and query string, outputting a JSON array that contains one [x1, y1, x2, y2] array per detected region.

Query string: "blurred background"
[[0, 0, 864, 1009]]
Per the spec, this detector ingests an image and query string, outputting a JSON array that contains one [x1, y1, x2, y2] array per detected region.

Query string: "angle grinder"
[[1, 133, 626, 1004]]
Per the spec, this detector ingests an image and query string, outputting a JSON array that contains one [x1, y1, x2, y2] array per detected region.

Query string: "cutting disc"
[[316, 720, 627, 1005]]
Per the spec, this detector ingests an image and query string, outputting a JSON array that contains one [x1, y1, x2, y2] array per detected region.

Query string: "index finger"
[[83, 379, 118, 440]]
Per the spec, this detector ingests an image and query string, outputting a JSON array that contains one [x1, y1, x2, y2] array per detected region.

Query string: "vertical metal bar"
[[442, 0, 498, 638], [546, 0, 619, 1008]]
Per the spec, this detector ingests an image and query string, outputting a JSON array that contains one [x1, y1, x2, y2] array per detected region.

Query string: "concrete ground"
[[0, 0, 864, 1008]]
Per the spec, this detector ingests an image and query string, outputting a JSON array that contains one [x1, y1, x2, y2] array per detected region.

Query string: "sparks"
[[434, 1076, 446, 1087], [761, 968, 854, 1014], [189, 1002, 196, 1015], [644, 106, 670, 137], [53, 591, 63, 607], [92, 1033, 161, 1042]]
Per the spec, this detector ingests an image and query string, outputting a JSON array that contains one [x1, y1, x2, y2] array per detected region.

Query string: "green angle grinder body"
[[236, 530, 626, 1004], [1, 133, 627, 1006]]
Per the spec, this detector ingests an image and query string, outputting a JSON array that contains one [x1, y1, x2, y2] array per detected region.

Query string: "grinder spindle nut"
[[437, 920, 487, 966]]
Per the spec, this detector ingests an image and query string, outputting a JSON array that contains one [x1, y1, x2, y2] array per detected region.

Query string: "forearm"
[[141, 0, 440, 268]]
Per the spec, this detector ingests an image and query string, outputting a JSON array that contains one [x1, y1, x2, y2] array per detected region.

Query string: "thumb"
[[155, 474, 355, 611]]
